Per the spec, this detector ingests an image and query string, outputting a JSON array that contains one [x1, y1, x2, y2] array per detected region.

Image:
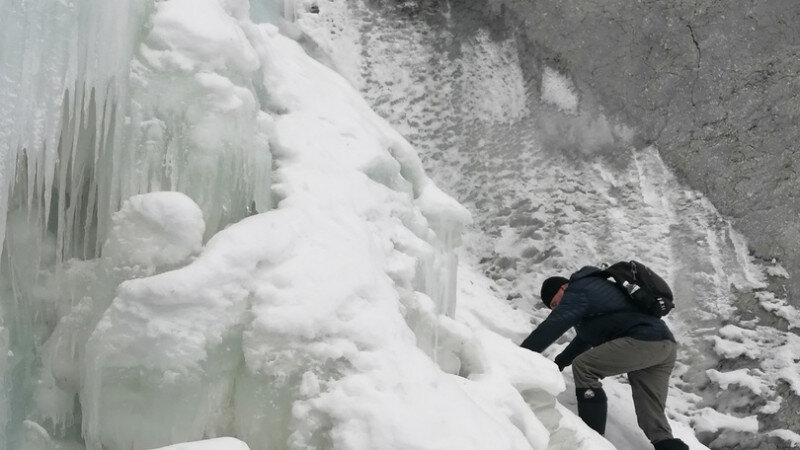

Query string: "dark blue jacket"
[[521, 266, 675, 367]]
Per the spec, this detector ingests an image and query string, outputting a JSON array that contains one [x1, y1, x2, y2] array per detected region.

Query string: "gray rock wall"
[[488, 0, 800, 299]]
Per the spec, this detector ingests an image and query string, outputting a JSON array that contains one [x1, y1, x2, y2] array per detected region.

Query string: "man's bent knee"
[[572, 354, 603, 389]]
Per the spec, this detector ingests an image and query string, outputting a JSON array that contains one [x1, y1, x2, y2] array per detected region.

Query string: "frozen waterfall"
[[0, 1, 596, 449]]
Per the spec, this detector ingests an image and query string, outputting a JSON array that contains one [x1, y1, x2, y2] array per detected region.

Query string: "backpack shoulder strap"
[[569, 265, 605, 282]]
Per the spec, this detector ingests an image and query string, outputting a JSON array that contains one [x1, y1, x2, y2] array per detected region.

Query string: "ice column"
[[0, 0, 149, 260], [0, 309, 8, 443], [0, 1, 148, 446], [124, 0, 273, 238], [1, 0, 272, 446]]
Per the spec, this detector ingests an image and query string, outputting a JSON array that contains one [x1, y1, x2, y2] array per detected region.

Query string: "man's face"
[[550, 284, 567, 309]]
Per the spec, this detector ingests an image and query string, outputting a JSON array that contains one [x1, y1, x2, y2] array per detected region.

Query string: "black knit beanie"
[[540, 276, 568, 307]]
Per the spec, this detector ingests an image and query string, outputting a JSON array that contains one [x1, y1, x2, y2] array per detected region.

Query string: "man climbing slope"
[[521, 265, 689, 450]]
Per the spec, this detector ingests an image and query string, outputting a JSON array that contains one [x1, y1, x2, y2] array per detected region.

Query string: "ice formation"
[[0, 0, 606, 449]]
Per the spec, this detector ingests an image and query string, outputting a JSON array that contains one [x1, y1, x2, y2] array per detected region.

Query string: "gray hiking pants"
[[572, 337, 677, 443]]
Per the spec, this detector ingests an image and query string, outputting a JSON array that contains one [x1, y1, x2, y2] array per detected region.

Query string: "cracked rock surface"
[[491, 0, 800, 300]]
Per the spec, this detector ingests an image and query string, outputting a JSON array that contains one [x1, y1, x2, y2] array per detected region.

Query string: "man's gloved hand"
[[554, 355, 567, 372]]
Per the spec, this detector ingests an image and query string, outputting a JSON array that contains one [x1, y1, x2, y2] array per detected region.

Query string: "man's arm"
[[520, 289, 588, 353], [553, 335, 591, 370]]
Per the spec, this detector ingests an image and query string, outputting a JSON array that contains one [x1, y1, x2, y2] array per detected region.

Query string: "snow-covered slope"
[[288, 1, 800, 449]]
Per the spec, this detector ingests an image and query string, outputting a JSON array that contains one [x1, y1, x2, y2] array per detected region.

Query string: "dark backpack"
[[600, 260, 674, 317]]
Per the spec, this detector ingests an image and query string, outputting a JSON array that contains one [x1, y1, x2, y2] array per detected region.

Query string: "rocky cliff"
[[486, 0, 800, 300]]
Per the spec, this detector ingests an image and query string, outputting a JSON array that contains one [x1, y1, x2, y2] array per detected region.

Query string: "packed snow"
[[2, 0, 800, 450], [151, 437, 250, 450], [540, 67, 579, 114], [102, 192, 205, 268]]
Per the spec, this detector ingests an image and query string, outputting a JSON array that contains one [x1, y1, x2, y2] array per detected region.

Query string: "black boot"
[[653, 438, 689, 450], [576, 387, 607, 435]]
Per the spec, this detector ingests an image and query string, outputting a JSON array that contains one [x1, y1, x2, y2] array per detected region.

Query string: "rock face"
[[487, 0, 800, 299]]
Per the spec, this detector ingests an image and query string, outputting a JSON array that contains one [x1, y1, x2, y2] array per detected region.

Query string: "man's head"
[[541, 276, 569, 308]]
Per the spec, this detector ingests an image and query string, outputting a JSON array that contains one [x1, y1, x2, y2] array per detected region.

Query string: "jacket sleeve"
[[520, 288, 589, 353], [554, 335, 591, 369]]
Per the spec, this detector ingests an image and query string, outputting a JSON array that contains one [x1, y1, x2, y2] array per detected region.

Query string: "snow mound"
[[103, 192, 204, 268], [151, 437, 250, 450]]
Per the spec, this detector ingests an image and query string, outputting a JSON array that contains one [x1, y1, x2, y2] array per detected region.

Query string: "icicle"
[[0, 2, 152, 448], [283, 0, 295, 21]]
